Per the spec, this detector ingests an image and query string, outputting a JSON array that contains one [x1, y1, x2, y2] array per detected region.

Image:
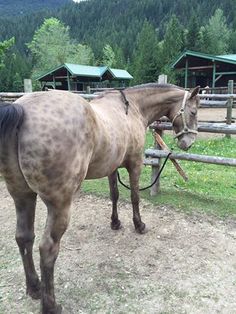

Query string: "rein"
[[117, 152, 172, 191], [172, 91, 198, 139]]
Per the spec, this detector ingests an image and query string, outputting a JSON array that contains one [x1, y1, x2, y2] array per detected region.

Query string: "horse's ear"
[[189, 86, 200, 99]]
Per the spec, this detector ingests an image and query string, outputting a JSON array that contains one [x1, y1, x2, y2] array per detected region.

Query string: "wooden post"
[[53, 75, 56, 89], [226, 80, 233, 139], [67, 70, 71, 91], [212, 62, 216, 88], [184, 58, 188, 88], [150, 74, 168, 196], [86, 85, 91, 94], [24, 79, 32, 93]]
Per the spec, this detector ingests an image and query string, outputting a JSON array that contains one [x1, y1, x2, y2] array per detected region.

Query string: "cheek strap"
[[172, 91, 198, 139]]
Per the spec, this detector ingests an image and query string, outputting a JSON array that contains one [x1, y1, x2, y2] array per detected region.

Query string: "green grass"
[[82, 132, 236, 217]]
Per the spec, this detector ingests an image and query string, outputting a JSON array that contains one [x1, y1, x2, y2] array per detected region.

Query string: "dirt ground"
[[197, 107, 235, 138], [1, 180, 236, 314], [198, 107, 229, 121]]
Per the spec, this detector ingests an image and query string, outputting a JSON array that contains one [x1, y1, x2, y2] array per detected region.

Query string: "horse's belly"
[[85, 163, 119, 179], [85, 154, 124, 179]]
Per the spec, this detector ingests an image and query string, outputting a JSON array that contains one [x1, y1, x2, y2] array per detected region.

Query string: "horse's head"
[[171, 86, 200, 151]]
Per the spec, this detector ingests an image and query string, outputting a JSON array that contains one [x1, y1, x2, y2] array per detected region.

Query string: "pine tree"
[[159, 15, 184, 81], [113, 47, 126, 69], [131, 20, 159, 85], [199, 9, 230, 54], [0, 37, 15, 69], [102, 44, 116, 67], [160, 15, 184, 67], [0, 51, 31, 91], [185, 14, 201, 51]]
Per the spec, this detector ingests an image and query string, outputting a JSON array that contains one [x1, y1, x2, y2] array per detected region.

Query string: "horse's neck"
[[127, 88, 184, 126]]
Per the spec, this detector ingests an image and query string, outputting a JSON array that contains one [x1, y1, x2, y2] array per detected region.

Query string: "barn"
[[36, 63, 133, 91], [171, 50, 236, 90]]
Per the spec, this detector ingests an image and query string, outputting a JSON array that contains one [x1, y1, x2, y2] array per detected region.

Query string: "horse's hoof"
[[42, 304, 62, 314], [51, 304, 62, 314], [135, 222, 147, 234], [111, 219, 122, 230], [27, 283, 41, 300]]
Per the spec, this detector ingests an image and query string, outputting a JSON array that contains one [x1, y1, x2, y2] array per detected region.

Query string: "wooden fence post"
[[86, 85, 91, 94], [226, 80, 233, 139], [150, 74, 167, 196], [24, 79, 32, 93]]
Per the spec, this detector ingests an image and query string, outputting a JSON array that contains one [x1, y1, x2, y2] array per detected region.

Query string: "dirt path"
[[197, 107, 235, 138], [1, 182, 236, 314]]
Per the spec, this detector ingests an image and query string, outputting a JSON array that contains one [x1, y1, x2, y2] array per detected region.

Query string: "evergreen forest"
[[0, 0, 236, 91]]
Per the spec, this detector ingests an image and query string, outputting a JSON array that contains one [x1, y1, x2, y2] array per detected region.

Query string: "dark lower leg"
[[40, 200, 71, 314], [14, 192, 41, 299], [40, 241, 62, 314], [128, 167, 146, 234], [108, 170, 121, 230], [131, 190, 146, 233]]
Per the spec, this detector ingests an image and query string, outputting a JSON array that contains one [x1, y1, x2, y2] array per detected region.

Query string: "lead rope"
[[117, 152, 172, 191]]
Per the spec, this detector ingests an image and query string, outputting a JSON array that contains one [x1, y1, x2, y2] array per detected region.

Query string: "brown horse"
[[0, 83, 199, 314]]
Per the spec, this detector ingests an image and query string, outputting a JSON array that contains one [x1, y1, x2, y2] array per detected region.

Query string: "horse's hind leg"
[[39, 195, 72, 314], [8, 187, 41, 299], [108, 170, 121, 230]]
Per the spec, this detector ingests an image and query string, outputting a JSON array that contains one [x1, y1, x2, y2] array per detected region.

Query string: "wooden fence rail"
[[144, 150, 236, 167], [150, 122, 236, 135]]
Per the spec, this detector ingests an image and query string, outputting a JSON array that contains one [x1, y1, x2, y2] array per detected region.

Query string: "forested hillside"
[[0, 0, 236, 91], [58, 0, 236, 57], [0, 0, 70, 16]]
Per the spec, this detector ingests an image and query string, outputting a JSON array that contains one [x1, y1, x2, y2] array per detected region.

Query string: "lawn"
[[82, 131, 236, 217]]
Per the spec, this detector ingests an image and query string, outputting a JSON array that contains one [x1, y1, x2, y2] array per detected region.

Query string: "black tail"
[[0, 101, 24, 144]]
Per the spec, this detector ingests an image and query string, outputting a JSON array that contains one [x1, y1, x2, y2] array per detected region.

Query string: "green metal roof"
[[217, 54, 236, 61], [171, 50, 236, 68], [65, 63, 107, 77], [109, 68, 133, 79], [36, 63, 133, 81]]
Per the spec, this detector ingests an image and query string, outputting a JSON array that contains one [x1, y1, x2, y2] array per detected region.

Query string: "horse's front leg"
[[127, 162, 146, 234], [39, 196, 72, 314], [108, 170, 121, 230]]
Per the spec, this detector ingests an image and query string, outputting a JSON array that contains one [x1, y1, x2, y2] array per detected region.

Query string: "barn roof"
[[109, 68, 133, 80], [64, 63, 107, 77], [171, 50, 236, 69], [37, 63, 133, 81]]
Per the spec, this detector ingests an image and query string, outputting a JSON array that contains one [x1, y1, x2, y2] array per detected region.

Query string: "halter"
[[172, 91, 198, 139]]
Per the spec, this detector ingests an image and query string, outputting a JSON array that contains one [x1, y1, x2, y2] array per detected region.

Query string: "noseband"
[[172, 91, 198, 139]]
